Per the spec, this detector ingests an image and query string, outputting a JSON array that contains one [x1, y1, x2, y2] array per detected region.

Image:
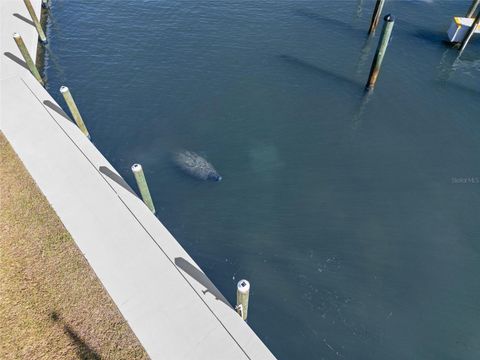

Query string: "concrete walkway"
[[0, 1, 276, 359]]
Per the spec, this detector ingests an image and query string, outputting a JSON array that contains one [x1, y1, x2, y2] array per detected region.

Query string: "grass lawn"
[[0, 133, 149, 359]]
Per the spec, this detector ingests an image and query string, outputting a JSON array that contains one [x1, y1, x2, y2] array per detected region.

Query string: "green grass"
[[0, 133, 149, 359]]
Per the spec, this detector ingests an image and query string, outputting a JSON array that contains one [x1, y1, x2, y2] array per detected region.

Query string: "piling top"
[[59, 86, 70, 93], [237, 279, 250, 293], [384, 14, 395, 22], [131, 163, 143, 172], [13, 33, 20, 39]]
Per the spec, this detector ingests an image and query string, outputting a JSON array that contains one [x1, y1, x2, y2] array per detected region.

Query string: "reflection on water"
[[45, 0, 480, 359]]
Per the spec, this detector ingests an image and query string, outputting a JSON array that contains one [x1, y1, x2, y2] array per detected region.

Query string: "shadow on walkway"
[[13, 13, 34, 27], [43, 100, 71, 121], [175, 257, 231, 308], [99, 166, 136, 196], [3, 52, 28, 71]]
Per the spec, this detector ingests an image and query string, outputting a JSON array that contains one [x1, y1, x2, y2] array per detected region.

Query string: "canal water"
[[44, 0, 480, 358]]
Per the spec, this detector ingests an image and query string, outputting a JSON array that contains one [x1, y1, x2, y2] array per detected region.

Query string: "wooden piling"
[[23, 0, 47, 43], [368, 0, 386, 34], [460, 11, 480, 53], [59, 86, 91, 139], [366, 14, 395, 90], [131, 164, 156, 214], [235, 279, 250, 321], [466, 0, 480, 18], [12, 33, 44, 85]]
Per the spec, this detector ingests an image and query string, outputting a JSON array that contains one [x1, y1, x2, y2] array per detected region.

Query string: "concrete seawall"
[[0, 1, 276, 359]]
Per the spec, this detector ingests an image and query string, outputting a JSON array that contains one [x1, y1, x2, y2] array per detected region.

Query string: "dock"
[[447, 16, 480, 42], [0, 1, 276, 359]]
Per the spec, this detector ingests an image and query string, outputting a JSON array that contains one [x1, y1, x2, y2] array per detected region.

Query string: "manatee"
[[173, 150, 222, 181]]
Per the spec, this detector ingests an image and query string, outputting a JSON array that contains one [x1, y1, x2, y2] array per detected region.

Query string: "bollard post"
[[460, 11, 480, 53], [23, 0, 47, 43], [60, 86, 91, 139], [366, 14, 395, 90], [466, 0, 480, 18], [368, 0, 386, 34], [235, 279, 250, 321], [12, 33, 44, 85], [131, 164, 156, 214]]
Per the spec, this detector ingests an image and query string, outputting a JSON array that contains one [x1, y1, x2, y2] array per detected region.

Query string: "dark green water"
[[44, 1, 480, 358]]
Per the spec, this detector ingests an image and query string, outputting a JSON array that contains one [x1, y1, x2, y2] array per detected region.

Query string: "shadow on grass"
[[50, 311, 101, 360]]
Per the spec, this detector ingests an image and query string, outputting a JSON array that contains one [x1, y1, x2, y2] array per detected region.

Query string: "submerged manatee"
[[173, 151, 222, 181]]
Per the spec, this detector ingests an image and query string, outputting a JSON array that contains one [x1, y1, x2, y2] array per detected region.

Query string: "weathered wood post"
[[23, 0, 47, 43], [59, 86, 91, 139], [460, 11, 480, 53], [131, 164, 156, 214], [368, 0, 386, 34], [466, 0, 480, 18], [12, 33, 44, 85], [366, 14, 395, 90], [235, 279, 250, 321]]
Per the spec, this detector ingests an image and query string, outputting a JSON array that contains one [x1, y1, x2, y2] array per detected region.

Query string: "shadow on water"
[[278, 54, 362, 90], [13, 13, 34, 27], [436, 47, 480, 82], [43, 100, 70, 121], [3, 52, 28, 70], [439, 81, 480, 97], [395, 19, 450, 47], [351, 89, 374, 131], [99, 166, 137, 196], [175, 257, 232, 308], [294, 8, 365, 40], [50, 311, 101, 360], [411, 29, 450, 46]]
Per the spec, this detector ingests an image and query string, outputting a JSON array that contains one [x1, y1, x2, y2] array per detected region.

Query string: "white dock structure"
[[447, 16, 480, 42], [0, 1, 276, 359]]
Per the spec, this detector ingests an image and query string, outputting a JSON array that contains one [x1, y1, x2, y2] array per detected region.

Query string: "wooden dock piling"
[[12, 33, 44, 85], [366, 14, 395, 90], [466, 0, 480, 18], [368, 0, 386, 34], [460, 11, 480, 53], [23, 0, 47, 43], [131, 164, 156, 214], [236, 280, 250, 321], [59, 86, 91, 139]]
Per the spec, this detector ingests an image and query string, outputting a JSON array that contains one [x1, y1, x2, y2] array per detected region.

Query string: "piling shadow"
[[440, 81, 480, 97], [50, 311, 101, 360], [3, 52, 29, 70], [99, 166, 136, 196], [13, 13, 34, 27], [412, 29, 450, 46], [43, 100, 71, 121], [278, 54, 361, 90], [174, 257, 231, 308], [394, 19, 450, 47], [294, 9, 364, 40]]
